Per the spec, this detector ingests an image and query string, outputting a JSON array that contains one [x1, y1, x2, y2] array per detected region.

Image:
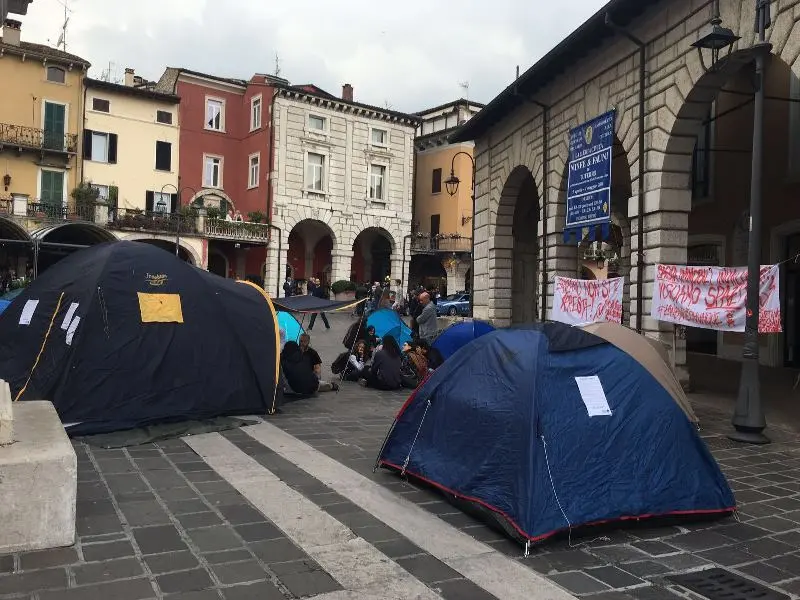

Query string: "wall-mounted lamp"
[[690, 1, 739, 72], [2, 174, 10, 192]]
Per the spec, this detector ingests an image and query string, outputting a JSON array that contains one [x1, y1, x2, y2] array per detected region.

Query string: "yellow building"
[[83, 70, 180, 214], [410, 99, 483, 296], [0, 18, 89, 221]]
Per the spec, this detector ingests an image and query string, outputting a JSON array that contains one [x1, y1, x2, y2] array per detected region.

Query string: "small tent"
[[432, 320, 495, 360], [377, 322, 734, 545], [367, 308, 412, 346], [0, 241, 281, 435], [278, 311, 304, 345]]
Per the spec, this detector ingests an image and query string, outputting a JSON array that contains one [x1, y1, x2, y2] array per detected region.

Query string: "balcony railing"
[[0, 123, 78, 155], [411, 234, 472, 254], [203, 218, 270, 242], [108, 208, 199, 235]]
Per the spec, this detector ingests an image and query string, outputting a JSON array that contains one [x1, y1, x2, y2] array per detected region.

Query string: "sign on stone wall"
[[552, 276, 624, 326], [651, 264, 782, 333], [565, 110, 615, 242]]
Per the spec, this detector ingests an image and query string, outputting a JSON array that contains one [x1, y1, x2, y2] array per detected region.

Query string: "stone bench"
[[0, 398, 77, 554]]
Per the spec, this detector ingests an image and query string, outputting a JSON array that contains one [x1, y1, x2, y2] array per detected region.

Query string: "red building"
[[155, 68, 286, 281]]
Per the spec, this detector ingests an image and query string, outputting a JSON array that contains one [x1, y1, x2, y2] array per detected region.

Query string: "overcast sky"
[[20, 0, 605, 112]]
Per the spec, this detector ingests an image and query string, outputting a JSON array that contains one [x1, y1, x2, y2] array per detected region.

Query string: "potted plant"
[[331, 279, 357, 301], [206, 206, 222, 220]]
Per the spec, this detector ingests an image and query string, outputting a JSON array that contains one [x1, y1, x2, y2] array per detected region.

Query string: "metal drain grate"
[[669, 568, 789, 600]]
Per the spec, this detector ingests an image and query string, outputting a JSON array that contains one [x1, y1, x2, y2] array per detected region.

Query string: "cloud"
[[20, 0, 605, 112]]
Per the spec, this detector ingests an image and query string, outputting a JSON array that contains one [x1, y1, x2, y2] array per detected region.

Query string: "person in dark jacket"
[[359, 335, 403, 390], [307, 277, 330, 330], [280, 342, 319, 396]]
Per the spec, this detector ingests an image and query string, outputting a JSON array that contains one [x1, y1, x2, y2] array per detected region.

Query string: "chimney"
[[2, 19, 21, 47], [342, 83, 353, 102], [124, 68, 135, 87]]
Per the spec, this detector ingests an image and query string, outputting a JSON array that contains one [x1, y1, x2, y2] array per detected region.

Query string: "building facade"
[[411, 99, 483, 297], [266, 84, 418, 296], [451, 0, 800, 384]]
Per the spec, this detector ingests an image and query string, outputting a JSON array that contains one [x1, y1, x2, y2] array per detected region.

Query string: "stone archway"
[[32, 222, 118, 274], [135, 239, 195, 264], [287, 219, 336, 287], [493, 165, 540, 325], [351, 227, 395, 284]]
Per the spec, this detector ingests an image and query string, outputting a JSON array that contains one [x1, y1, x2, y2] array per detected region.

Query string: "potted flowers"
[[331, 280, 357, 301]]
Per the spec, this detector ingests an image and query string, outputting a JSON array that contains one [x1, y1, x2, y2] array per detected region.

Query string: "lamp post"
[[692, 1, 771, 444], [444, 151, 476, 317], [160, 182, 197, 259]]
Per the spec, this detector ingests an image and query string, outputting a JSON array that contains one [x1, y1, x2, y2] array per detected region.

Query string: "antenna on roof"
[[458, 80, 470, 101], [274, 53, 282, 78], [55, 0, 72, 51], [516, 65, 520, 79]]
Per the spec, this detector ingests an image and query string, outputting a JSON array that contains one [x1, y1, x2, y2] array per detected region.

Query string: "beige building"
[[451, 0, 800, 386], [411, 99, 483, 296]]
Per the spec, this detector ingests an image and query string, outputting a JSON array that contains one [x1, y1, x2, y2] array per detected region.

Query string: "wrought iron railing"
[[108, 207, 199, 235], [27, 202, 69, 219], [411, 234, 472, 253], [0, 123, 78, 154], [203, 218, 270, 242]]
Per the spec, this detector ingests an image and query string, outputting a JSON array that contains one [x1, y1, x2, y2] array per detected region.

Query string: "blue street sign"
[[565, 110, 615, 240]]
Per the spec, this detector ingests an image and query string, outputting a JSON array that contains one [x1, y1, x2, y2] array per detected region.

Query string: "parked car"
[[436, 293, 470, 317]]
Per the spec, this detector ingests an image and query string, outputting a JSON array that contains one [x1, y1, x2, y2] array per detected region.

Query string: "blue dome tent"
[[377, 322, 734, 545], [367, 308, 412, 347], [277, 311, 304, 345], [432, 320, 495, 360]]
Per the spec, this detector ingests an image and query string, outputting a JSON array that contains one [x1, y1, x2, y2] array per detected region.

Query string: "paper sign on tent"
[[61, 303, 79, 330], [575, 376, 612, 417], [18, 299, 39, 326]]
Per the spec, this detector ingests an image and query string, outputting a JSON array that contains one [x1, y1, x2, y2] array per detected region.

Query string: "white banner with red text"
[[552, 276, 624, 326], [651, 264, 781, 333]]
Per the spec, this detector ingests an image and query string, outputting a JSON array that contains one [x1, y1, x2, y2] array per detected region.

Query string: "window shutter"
[[83, 130, 93, 159], [155, 141, 171, 171], [170, 194, 178, 213], [108, 134, 118, 164], [108, 185, 119, 208], [40, 171, 53, 204], [145, 191, 154, 212]]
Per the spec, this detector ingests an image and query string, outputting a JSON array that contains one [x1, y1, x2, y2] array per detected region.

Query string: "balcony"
[[0, 123, 78, 156], [107, 208, 199, 235], [203, 218, 270, 243], [411, 234, 472, 254]]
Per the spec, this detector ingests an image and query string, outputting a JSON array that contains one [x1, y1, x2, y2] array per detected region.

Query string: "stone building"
[[266, 84, 418, 296], [451, 0, 800, 384]]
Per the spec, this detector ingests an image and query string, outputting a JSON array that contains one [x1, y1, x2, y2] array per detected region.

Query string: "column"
[[391, 242, 410, 298], [330, 250, 354, 286], [265, 230, 289, 297]]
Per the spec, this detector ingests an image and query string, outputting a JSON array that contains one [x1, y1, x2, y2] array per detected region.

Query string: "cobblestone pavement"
[[2, 314, 800, 599]]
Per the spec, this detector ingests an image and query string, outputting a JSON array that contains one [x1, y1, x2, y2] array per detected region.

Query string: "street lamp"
[[691, 1, 740, 72], [445, 151, 476, 317]]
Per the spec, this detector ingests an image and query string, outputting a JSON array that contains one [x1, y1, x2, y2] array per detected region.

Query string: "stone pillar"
[[444, 259, 471, 296], [0, 379, 12, 445], [265, 230, 289, 297], [391, 243, 410, 298], [629, 187, 690, 387], [330, 250, 354, 286]]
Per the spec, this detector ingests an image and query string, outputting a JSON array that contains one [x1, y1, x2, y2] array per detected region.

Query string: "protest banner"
[[552, 276, 624, 326], [651, 264, 781, 333]]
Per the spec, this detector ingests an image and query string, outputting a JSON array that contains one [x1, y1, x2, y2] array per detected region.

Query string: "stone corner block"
[[0, 401, 77, 554]]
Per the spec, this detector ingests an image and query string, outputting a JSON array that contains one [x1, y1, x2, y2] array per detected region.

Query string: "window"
[[306, 153, 325, 191], [204, 155, 222, 187], [308, 114, 326, 131], [90, 184, 109, 201], [92, 98, 110, 113], [146, 191, 176, 214], [43, 101, 66, 151], [205, 98, 224, 131], [371, 128, 388, 147], [39, 169, 65, 207], [248, 153, 260, 188], [155, 141, 172, 171], [82, 130, 118, 164], [46, 66, 65, 84], [156, 110, 173, 125], [432, 168, 442, 194], [251, 95, 262, 131], [369, 164, 386, 201]]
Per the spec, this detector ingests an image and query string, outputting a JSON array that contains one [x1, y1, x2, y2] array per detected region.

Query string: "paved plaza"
[[2, 314, 800, 599]]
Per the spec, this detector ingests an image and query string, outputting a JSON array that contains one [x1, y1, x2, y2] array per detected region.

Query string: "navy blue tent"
[[432, 320, 495, 360], [377, 323, 735, 545]]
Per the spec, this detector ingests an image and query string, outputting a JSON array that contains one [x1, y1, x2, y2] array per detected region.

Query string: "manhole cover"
[[669, 568, 789, 600]]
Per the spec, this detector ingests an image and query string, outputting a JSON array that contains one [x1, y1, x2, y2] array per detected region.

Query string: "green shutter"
[[43, 102, 66, 150], [40, 171, 53, 205], [40, 171, 64, 207]]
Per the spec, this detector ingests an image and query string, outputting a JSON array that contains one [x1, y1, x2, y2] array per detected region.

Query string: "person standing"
[[416, 291, 438, 345], [308, 277, 330, 331], [283, 276, 295, 297]]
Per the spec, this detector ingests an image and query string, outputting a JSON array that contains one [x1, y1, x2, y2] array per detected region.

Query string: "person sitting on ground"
[[280, 342, 321, 397], [359, 335, 403, 391], [364, 325, 381, 357], [344, 340, 369, 382], [401, 339, 430, 388], [298, 334, 338, 392]]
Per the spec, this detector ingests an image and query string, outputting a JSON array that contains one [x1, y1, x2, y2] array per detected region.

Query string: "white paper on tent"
[[575, 376, 612, 417], [61, 303, 79, 330], [18, 299, 39, 326], [66, 316, 81, 346]]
